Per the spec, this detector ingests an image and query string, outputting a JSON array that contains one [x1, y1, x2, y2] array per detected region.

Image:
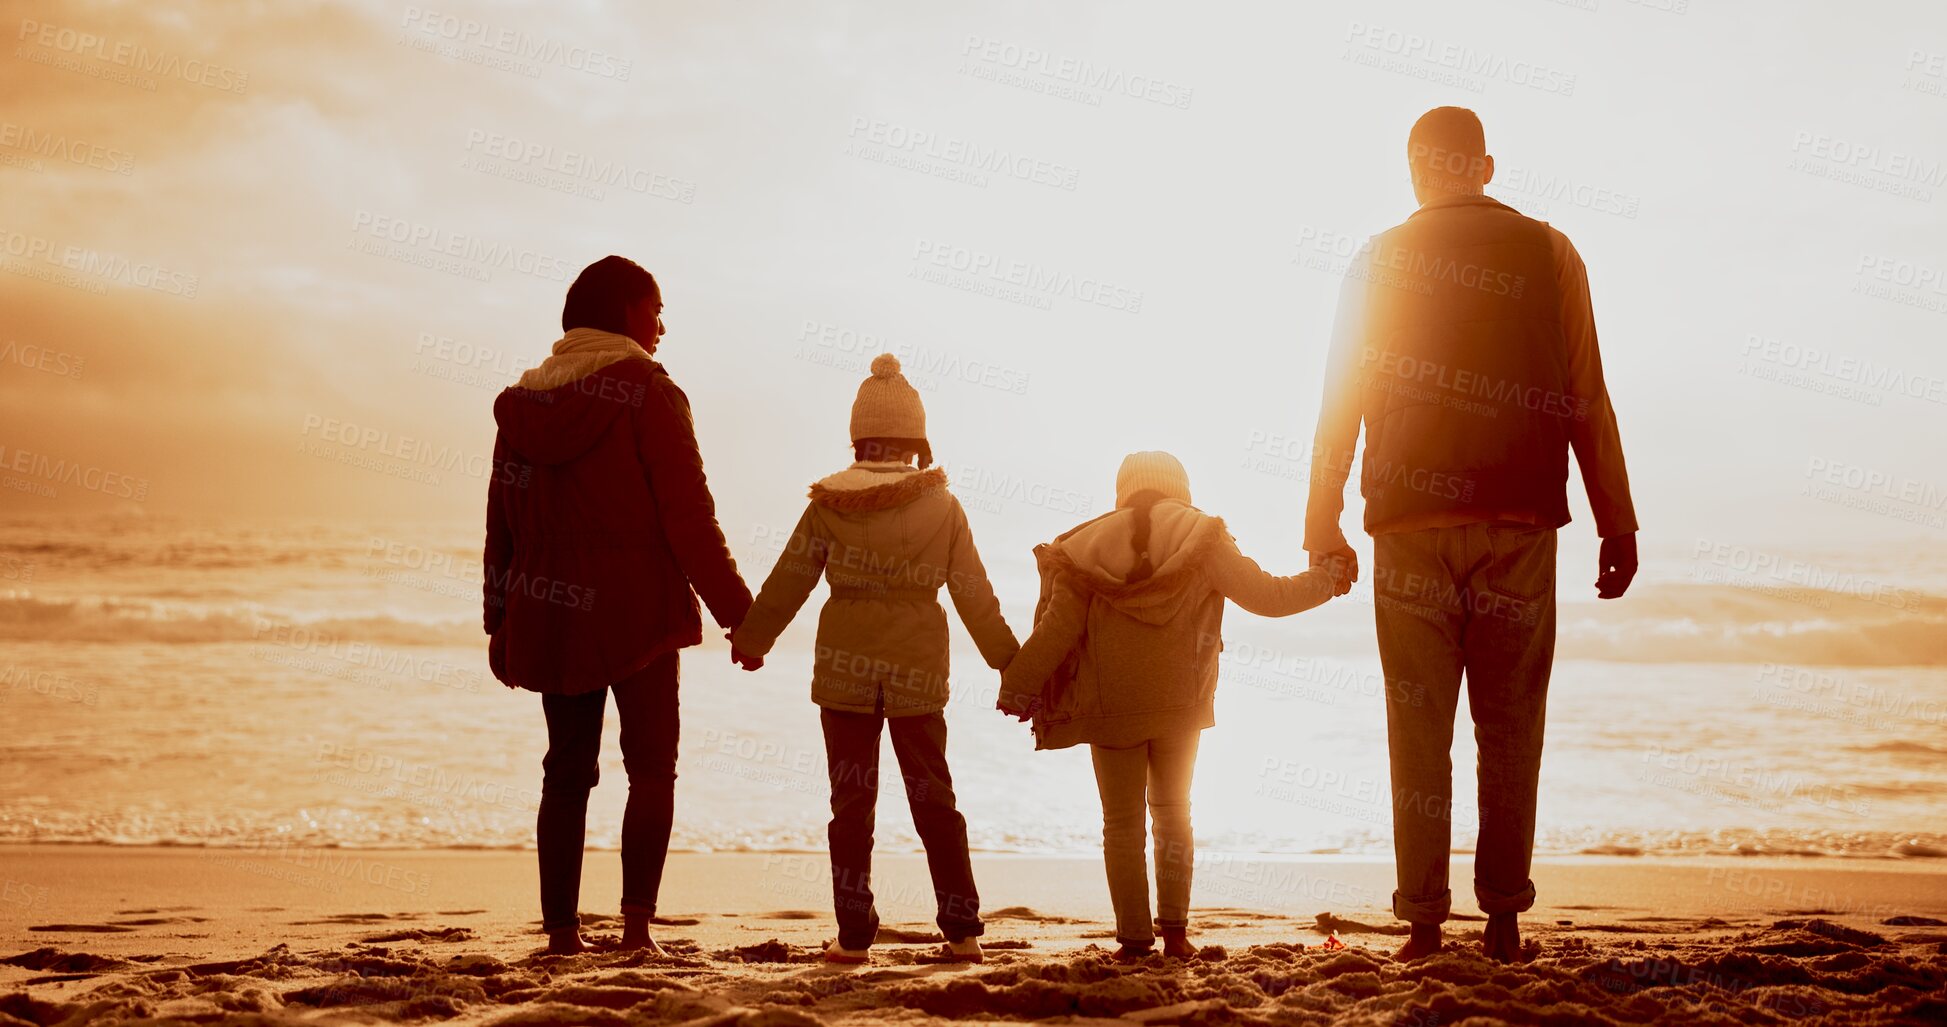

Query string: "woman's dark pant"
[[537, 652, 680, 931], [821, 708, 983, 948]]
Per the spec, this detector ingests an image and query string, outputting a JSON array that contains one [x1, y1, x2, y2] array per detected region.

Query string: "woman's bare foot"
[[545, 926, 586, 955], [1114, 941, 1155, 963], [1160, 926, 1195, 959], [618, 914, 666, 955], [1392, 923, 1443, 961], [1482, 913, 1521, 962]]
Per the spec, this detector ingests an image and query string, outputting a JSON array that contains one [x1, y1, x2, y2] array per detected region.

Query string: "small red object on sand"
[[1322, 934, 1346, 951]]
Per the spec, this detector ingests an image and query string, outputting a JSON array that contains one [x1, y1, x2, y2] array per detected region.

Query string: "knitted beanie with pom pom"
[[849, 353, 927, 442]]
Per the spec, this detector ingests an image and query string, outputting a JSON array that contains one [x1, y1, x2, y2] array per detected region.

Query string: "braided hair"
[[1124, 488, 1166, 584]]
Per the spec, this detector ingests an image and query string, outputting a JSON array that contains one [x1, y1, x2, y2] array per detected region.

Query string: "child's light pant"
[[1090, 730, 1200, 945]]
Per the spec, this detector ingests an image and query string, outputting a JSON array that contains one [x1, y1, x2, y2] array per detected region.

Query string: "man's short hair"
[[1407, 106, 1488, 185], [562, 255, 660, 334]]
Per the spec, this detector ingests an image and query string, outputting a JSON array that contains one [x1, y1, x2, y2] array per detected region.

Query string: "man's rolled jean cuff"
[[542, 914, 580, 932], [621, 899, 654, 919], [940, 917, 985, 943], [1475, 878, 1536, 915], [1392, 887, 1452, 925], [1156, 915, 1188, 929]]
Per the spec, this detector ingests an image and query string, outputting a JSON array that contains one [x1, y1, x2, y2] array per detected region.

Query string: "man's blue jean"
[[1373, 523, 1556, 925]]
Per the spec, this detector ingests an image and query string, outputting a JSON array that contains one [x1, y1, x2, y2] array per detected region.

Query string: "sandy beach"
[[2, 846, 1943, 1025]]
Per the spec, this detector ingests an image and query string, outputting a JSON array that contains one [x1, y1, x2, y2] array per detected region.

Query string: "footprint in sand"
[[27, 924, 136, 933], [1313, 912, 1409, 937], [1, 950, 133, 973], [291, 913, 417, 925], [986, 906, 1086, 925], [874, 926, 942, 944], [360, 927, 475, 943]]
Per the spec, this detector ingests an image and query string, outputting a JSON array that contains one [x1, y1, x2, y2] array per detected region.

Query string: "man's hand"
[[1310, 544, 1359, 594], [1596, 532, 1637, 599]]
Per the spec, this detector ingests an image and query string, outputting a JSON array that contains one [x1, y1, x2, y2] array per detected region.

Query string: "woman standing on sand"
[[999, 452, 1347, 961], [729, 354, 1018, 966], [485, 255, 752, 955]]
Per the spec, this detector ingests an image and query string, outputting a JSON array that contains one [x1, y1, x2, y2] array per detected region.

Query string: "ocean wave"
[[0, 593, 478, 646], [1846, 740, 1947, 756], [5, 578, 1947, 667], [0, 520, 473, 573], [1, 820, 1940, 862], [1555, 585, 1947, 667]]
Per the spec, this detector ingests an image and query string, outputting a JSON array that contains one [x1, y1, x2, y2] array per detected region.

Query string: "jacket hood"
[[808, 462, 949, 512], [1042, 500, 1227, 625], [494, 361, 651, 466]]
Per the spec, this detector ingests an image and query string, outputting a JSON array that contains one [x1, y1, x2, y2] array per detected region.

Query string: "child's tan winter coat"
[[734, 462, 1018, 715]]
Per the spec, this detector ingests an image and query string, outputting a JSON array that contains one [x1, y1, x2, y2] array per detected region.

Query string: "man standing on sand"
[[1303, 107, 1639, 963]]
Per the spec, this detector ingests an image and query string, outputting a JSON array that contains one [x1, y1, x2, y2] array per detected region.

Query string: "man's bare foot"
[[1114, 941, 1154, 963], [1160, 926, 1195, 959], [545, 926, 586, 955], [1482, 913, 1520, 963], [1393, 923, 1443, 961], [940, 937, 983, 963], [618, 914, 666, 955]]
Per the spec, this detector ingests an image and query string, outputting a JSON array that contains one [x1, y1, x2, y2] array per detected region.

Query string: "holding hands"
[[726, 629, 763, 672], [995, 683, 1041, 723], [1310, 544, 1359, 597]]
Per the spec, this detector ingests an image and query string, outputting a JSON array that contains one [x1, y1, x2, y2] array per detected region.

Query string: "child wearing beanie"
[[998, 452, 1348, 961], [731, 354, 1019, 965]]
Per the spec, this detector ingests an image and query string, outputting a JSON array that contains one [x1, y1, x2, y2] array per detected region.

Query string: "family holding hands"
[[483, 107, 1638, 967]]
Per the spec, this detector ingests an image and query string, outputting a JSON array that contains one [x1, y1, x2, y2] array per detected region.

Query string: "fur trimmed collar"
[[809, 463, 949, 512]]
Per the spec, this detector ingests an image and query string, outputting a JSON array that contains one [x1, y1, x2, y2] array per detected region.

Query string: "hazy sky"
[[4, 0, 1944, 581]]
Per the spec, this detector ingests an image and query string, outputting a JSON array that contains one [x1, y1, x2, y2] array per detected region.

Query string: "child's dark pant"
[[821, 707, 983, 948]]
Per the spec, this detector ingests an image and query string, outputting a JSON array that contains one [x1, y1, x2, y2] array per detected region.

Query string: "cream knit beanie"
[[1116, 451, 1192, 508], [850, 354, 927, 442]]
